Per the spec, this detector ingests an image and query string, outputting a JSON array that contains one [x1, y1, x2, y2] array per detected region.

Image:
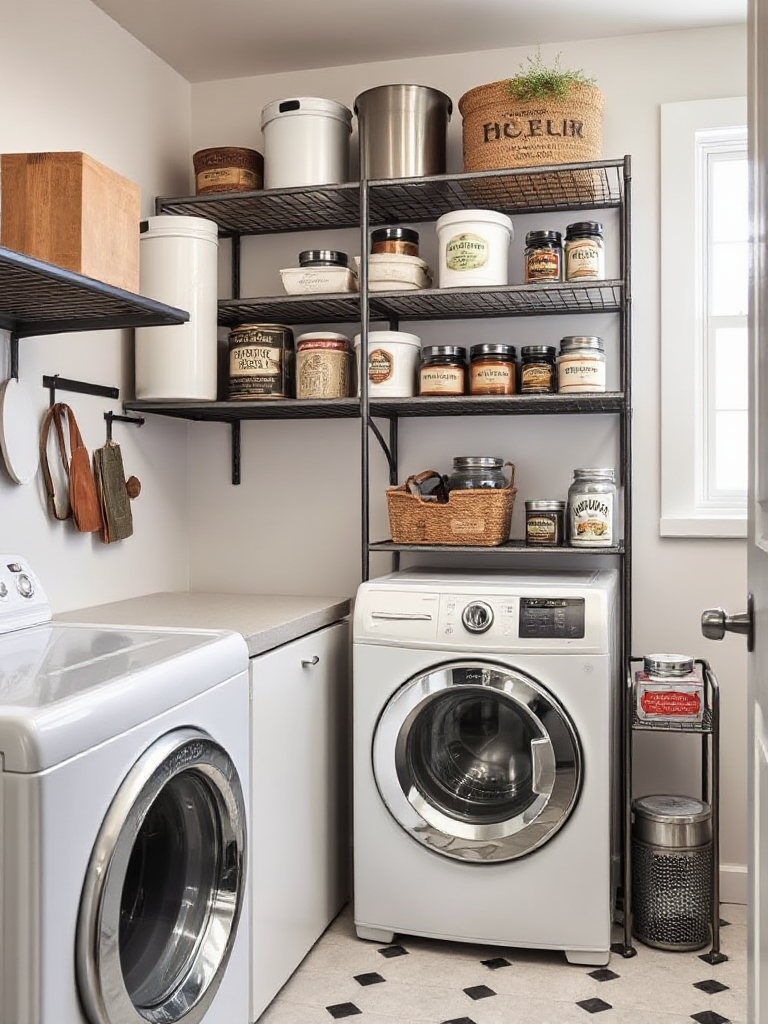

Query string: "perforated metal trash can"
[[631, 795, 713, 951]]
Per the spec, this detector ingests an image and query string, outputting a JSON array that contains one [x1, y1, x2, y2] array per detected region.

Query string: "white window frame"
[[660, 97, 748, 539]]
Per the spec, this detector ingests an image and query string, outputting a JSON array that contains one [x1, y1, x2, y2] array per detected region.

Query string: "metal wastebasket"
[[631, 794, 713, 951]]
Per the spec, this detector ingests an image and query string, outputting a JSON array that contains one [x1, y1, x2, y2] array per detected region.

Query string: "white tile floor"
[[257, 903, 747, 1024]]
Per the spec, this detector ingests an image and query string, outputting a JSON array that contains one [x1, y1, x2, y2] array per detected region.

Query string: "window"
[[660, 97, 748, 538]]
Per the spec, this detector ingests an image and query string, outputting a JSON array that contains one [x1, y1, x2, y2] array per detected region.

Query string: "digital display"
[[519, 598, 585, 638]]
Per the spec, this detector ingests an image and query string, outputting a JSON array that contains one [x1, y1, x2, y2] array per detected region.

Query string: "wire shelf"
[[370, 540, 626, 555]]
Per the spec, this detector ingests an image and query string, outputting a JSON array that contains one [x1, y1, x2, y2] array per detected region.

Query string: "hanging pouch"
[[93, 440, 134, 543], [40, 403, 103, 533]]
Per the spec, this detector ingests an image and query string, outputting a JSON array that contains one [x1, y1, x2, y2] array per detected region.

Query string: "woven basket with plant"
[[459, 51, 604, 172]]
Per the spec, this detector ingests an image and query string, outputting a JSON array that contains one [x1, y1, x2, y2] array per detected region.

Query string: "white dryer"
[[0, 556, 250, 1024], [353, 568, 620, 966]]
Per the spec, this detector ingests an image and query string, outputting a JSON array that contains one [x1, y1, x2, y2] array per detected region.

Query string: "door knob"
[[701, 593, 754, 652]]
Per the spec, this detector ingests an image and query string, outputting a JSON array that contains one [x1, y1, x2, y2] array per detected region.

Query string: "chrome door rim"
[[372, 661, 582, 862], [77, 728, 247, 1024]]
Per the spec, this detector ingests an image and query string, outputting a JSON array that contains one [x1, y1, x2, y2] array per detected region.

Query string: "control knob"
[[461, 601, 493, 634]]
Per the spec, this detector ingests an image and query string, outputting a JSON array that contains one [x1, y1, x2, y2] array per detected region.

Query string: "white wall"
[[190, 25, 749, 897], [0, 0, 193, 610]]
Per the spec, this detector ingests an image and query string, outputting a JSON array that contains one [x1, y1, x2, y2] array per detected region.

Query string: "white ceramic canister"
[[353, 330, 421, 397], [435, 209, 514, 288], [135, 216, 219, 401], [260, 97, 353, 189]]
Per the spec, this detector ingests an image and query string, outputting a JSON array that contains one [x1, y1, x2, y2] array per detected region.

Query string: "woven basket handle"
[[504, 461, 516, 488], [405, 469, 444, 498]]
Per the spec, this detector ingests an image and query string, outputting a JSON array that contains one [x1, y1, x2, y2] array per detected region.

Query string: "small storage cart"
[[620, 657, 727, 965]]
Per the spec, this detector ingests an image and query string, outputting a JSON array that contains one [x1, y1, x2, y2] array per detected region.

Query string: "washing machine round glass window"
[[373, 662, 582, 862], [77, 728, 247, 1024]]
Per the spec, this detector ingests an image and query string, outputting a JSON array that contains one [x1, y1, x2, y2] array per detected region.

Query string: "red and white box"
[[635, 667, 705, 723]]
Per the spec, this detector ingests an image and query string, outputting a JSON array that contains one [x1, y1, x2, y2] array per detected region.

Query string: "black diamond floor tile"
[[480, 956, 512, 970], [691, 1012, 730, 1024], [378, 944, 409, 958], [326, 1003, 362, 1019], [694, 980, 730, 995], [577, 997, 613, 1014], [464, 984, 496, 1000], [354, 971, 386, 986], [610, 941, 636, 956], [720, 918, 731, 927], [441, 1018, 478, 1024], [588, 968, 620, 982]]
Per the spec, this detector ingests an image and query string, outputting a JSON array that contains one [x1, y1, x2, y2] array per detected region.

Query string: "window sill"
[[659, 516, 747, 539]]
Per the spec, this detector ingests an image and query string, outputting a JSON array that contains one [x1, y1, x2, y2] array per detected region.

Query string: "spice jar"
[[371, 227, 420, 257], [295, 331, 351, 399], [446, 456, 509, 490], [525, 500, 566, 546], [524, 230, 563, 284], [470, 344, 517, 395], [520, 345, 557, 394], [557, 336, 606, 394], [419, 346, 467, 396], [564, 222, 605, 281], [298, 249, 349, 268], [567, 468, 617, 547]]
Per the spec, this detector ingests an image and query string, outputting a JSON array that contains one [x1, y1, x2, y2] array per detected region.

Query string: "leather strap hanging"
[[40, 403, 103, 533]]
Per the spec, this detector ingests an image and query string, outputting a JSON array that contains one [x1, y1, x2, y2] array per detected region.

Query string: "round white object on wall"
[[0, 377, 39, 484]]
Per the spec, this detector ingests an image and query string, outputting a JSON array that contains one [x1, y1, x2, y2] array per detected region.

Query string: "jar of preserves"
[[371, 226, 420, 257], [470, 344, 517, 395], [524, 230, 563, 284], [567, 468, 617, 547], [525, 500, 566, 546], [419, 346, 467, 396], [564, 222, 605, 281], [557, 336, 606, 393], [520, 345, 557, 394], [295, 331, 351, 399], [446, 456, 508, 490]]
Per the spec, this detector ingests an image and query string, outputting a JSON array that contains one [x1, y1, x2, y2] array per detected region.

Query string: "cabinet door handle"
[[301, 655, 320, 667]]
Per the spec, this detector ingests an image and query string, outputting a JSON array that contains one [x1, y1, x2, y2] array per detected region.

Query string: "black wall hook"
[[43, 374, 119, 407], [105, 411, 145, 441]]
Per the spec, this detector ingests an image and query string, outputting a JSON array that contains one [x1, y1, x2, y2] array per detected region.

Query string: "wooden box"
[[1, 151, 140, 293]]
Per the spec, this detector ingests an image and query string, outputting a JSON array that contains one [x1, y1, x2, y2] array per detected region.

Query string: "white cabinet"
[[249, 619, 350, 1020]]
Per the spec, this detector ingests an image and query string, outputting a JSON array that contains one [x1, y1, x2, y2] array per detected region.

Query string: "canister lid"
[[566, 221, 603, 239], [525, 230, 562, 246], [298, 249, 349, 267], [353, 330, 421, 348], [559, 335, 604, 352], [295, 331, 351, 349], [525, 500, 566, 511], [643, 653, 696, 677], [452, 456, 505, 469], [261, 97, 353, 130], [140, 215, 220, 241], [632, 795, 711, 825], [371, 226, 420, 245], [573, 467, 615, 480], [521, 345, 557, 358], [470, 343, 517, 359], [421, 345, 467, 361], [435, 209, 514, 235]]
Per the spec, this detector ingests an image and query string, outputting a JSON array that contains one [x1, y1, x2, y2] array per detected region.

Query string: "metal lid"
[[566, 221, 603, 239], [521, 345, 557, 357], [421, 345, 467, 361], [298, 249, 349, 267], [632, 795, 711, 825], [261, 97, 353, 130], [371, 226, 420, 244], [559, 335, 604, 352], [643, 653, 696, 677], [452, 456, 505, 469], [525, 500, 566, 511], [470, 343, 517, 359], [525, 230, 562, 246], [573, 467, 615, 480], [295, 331, 351, 348]]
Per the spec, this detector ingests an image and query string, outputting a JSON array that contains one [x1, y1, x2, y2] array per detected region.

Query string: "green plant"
[[508, 50, 598, 102]]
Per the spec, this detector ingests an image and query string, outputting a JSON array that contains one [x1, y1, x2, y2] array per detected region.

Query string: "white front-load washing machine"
[[353, 568, 620, 966], [0, 556, 250, 1024]]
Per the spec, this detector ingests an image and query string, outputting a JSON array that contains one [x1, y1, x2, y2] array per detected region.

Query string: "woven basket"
[[387, 469, 517, 546], [458, 81, 604, 172]]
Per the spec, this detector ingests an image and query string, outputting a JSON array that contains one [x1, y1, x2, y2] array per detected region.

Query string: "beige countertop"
[[56, 592, 351, 658]]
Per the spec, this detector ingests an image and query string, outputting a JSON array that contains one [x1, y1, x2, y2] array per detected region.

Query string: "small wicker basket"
[[386, 468, 517, 546]]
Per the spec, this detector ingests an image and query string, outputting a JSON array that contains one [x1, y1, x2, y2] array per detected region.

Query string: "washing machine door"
[[76, 728, 247, 1024], [373, 661, 582, 862]]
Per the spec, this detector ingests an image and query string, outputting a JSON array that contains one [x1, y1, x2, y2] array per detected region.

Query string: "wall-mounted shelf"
[[0, 246, 188, 337], [370, 540, 626, 555]]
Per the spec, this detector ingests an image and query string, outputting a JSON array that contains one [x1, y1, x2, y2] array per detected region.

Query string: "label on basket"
[[446, 233, 489, 271], [635, 672, 704, 722], [451, 517, 486, 535]]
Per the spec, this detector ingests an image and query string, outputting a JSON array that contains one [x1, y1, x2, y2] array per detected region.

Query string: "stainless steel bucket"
[[354, 85, 452, 180]]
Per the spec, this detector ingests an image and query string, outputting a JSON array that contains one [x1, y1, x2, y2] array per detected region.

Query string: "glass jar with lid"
[[470, 344, 517, 395], [419, 346, 467, 396], [557, 336, 606, 393], [446, 456, 509, 491], [524, 230, 563, 283], [564, 222, 604, 281], [520, 345, 557, 394], [567, 468, 617, 546]]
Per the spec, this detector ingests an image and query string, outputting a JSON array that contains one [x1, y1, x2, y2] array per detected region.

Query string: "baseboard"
[[720, 863, 748, 905]]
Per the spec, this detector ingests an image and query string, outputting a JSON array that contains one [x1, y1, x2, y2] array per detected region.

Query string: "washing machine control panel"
[[0, 555, 52, 633], [519, 598, 585, 639]]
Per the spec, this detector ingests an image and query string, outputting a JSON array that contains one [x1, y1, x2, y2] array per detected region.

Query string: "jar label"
[[558, 357, 606, 392], [526, 514, 557, 543], [297, 349, 349, 399], [420, 366, 465, 394], [197, 167, 258, 191], [639, 688, 703, 718], [368, 348, 394, 384], [565, 239, 603, 280], [471, 363, 515, 395], [520, 363, 554, 392], [445, 233, 489, 271], [525, 250, 561, 282], [570, 493, 613, 545]]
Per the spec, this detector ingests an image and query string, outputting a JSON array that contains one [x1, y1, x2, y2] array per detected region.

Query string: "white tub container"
[[135, 216, 219, 400], [435, 209, 514, 288], [353, 330, 421, 397], [261, 97, 353, 188]]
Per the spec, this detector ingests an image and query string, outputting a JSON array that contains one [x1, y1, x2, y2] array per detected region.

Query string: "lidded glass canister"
[[446, 456, 508, 490], [524, 230, 563, 283], [470, 343, 517, 395], [567, 468, 617, 546], [564, 221, 605, 281], [557, 336, 606, 393]]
